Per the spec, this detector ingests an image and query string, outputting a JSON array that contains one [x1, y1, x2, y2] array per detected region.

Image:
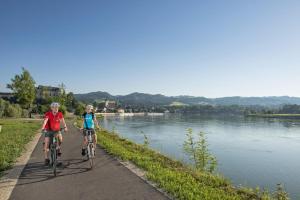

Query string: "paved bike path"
[[9, 123, 169, 200]]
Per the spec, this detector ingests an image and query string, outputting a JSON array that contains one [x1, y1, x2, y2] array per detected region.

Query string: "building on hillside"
[[94, 100, 118, 113], [36, 85, 63, 99], [105, 100, 117, 110], [0, 92, 14, 100], [117, 108, 125, 114], [97, 100, 117, 112]]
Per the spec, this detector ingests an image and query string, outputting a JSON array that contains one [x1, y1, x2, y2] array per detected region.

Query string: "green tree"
[[74, 102, 85, 115], [66, 92, 77, 112], [183, 128, 217, 173], [57, 83, 67, 106], [7, 68, 36, 109]]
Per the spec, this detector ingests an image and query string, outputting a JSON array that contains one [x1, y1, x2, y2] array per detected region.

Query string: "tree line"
[[0, 68, 85, 118]]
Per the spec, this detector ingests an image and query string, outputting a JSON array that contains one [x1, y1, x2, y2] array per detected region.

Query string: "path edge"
[[73, 123, 173, 200], [119, 160, 174, 200], [0, 129, 42, 200]]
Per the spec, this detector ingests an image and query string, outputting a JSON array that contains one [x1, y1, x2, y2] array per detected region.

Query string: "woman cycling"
[[80, 105, 100, 156]]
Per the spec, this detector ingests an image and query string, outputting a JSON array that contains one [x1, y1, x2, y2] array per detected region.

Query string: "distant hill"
[[75, 91, 115, 103], [74, 91, 300, 107]]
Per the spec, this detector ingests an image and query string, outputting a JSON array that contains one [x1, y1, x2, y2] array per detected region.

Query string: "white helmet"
[[86, 105, 93, 110], [50, 102, 60, 108]]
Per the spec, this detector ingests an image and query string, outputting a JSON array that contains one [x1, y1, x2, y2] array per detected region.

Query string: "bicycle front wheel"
[[88, 144, 94, 169], [51, 147, 57, 176]]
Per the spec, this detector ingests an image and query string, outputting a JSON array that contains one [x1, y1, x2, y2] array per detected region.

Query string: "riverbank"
[[95, 129, 273, 200], [246, 114, 300, 119], [96, 112, 165, 117], [0, 119, 41, 176]]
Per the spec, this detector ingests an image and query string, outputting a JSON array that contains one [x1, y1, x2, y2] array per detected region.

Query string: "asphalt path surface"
[[9, 123, 169, 200]]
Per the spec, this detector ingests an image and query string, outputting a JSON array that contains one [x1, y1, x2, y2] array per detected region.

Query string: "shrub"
[[21, 109, 29, 118], [4, 103, 22, 118], [183, 128, 217, 173], [0, 99, 29, 118], [140, 131, 149, 147], [0, 99, 5, 117], [274, 184, 289, 200]]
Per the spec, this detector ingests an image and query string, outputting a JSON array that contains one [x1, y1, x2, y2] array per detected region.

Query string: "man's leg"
[[44, 136, 50, 165], [56, 133, 63, 156], [57, 133, 63, 145]]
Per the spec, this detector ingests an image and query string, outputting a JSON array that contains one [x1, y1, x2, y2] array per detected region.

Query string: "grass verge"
[[0, 119, 41, 175], [95, 129, 268, 200]]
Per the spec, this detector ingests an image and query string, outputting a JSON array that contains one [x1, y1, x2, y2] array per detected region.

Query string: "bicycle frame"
[[85, 129, 95, 168], [49, 134, 58, 176], [48, 129, 64, 176]]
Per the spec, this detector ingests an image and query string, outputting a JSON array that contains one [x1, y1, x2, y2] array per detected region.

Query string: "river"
[[100, 114, 300, 199]]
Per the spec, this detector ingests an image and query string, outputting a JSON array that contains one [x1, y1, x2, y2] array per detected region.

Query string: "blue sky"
[[0, 0, 300, 97]]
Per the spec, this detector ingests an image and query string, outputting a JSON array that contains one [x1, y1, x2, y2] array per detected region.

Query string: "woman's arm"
[[81, 119, 84, 130], [93, 115, 100, 129]]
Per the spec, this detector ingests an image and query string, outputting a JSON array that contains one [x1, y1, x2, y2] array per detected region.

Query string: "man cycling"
[[41, 102, 68, 165], [80, 105, 100, 156]]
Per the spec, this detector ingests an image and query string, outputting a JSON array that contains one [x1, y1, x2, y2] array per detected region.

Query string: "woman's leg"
[[81, 131, 88, 156], [83, 136, 88, 147], [93, 134, 97, 147]]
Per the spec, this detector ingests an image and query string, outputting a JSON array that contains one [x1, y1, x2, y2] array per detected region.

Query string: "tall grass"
[[0, 119, 40, 175]]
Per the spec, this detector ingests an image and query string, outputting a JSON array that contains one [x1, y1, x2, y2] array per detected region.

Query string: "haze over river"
[[100, 114, 300, 199]]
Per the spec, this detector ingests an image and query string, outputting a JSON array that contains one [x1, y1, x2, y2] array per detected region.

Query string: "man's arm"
[[61, 118, 68, 132], [41, 118, 49, 130]]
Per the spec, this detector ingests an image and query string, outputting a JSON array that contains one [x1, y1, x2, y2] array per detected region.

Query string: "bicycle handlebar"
[[42, 128, 66, 133]]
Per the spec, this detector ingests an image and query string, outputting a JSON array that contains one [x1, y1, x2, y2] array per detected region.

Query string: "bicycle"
[[84, 129, 95, 169], [45, 128, 64, 176]]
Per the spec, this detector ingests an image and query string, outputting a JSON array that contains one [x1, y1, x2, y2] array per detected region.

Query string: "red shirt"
[[44, 111, 63, 131]]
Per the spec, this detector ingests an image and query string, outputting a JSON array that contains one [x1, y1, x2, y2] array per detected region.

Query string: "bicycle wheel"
[[51, 146, 57, 176], [88, 144, 94, 169]]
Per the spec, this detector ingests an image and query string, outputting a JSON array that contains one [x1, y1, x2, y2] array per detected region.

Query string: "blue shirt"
[[83, 113, 94, 129]]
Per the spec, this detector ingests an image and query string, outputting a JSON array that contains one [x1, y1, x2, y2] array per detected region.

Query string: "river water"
[[100, 114, 300, 199]]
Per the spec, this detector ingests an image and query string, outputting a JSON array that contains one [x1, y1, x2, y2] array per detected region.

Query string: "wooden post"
[[0, 125, 2, 133]]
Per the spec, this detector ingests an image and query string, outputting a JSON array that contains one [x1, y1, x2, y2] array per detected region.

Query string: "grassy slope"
[[95, 128, 267, 200], [0, 119, 41, 175]]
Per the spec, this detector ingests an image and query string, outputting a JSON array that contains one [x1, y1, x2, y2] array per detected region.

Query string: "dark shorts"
[[44, 131, 61, 138], [82, 129, 95, 136]]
